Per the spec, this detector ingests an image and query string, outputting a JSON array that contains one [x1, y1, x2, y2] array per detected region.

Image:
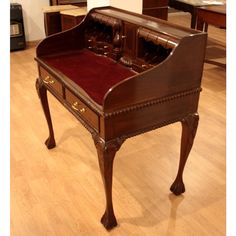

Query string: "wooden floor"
[[10, 12, 226, 236]]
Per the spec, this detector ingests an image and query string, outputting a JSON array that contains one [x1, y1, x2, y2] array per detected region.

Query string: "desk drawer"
[[65, 89, 99, 130], [39, 66, 63, 96]]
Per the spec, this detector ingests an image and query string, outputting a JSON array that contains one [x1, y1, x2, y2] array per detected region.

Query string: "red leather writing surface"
[[43, 49, 135, 105]]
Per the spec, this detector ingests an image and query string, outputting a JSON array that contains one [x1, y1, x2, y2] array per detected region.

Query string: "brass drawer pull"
[[43, 76, 55, 84], [80, 108, 86, 113], [72, 101, 86, 113], [72, 101, 79, 111]]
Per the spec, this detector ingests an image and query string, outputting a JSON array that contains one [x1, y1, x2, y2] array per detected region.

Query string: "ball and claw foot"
[[101, 212, 117, 230], [170, 180, 185, 196], [45, 137, 56, 149]]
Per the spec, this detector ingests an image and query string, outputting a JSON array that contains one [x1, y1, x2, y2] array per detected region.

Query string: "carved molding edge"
[[120, 112, 199, 143], [104, 88, 201, 118], [124, 116, 184, 141], [92, 114, 194, 148]]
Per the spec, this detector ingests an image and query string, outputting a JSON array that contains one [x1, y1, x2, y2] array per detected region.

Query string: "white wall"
[[110, 0, 142, 14], [88, 0, 142, 13], [87, 0, 109, 11], [10, 0, 49, 41], [10, 0, 143, 41]]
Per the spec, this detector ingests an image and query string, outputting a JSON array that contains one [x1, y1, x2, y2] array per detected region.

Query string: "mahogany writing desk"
[[35, 7, 207, 230]]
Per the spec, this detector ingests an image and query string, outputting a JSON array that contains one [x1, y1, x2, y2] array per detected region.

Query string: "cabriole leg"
[[170, 113, 199, 195], [36, 78, 56, 149], [93, 135, 124, 230]]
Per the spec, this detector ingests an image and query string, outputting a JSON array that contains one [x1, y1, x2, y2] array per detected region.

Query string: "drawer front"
[[65, 89, 99, 130], [39, 66, 63, 96]]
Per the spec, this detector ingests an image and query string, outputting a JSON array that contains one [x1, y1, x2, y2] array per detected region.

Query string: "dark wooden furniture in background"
[[43, 5, 79, 36], [197, 4, 226, 68], [35, 7, 207, 230], [50, 0, 58, 5], [61, 8, 87, 31], [142, 0, 169, 20], [50, 0, 87, 7], [196, 4, 226, 31], [169, 0, 225, 28]]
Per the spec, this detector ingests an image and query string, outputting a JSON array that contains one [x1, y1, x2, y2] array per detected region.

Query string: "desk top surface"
[[197, 4, 226, 14], [42, 5, 79, 13], [60, 7, 87, 16], [175, 0, 225, 7], [41, 49, 136, 105]]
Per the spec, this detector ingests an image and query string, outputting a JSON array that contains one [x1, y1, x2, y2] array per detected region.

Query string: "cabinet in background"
[[142, 0, 169, 20], [50, 0, 87, 7], [61, 8, 87, 31]]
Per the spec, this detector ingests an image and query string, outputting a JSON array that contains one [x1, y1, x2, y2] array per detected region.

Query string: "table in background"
[[142, 0, 169, 20], [196, 5, 226, 31], [196, 4, 226, 68], [168, 0, 225, 28], [60, 7, 87, 31], [43, 5, 79, 36]]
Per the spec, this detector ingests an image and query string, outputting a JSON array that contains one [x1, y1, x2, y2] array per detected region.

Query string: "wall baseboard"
[[26, 40, 41, 48]]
